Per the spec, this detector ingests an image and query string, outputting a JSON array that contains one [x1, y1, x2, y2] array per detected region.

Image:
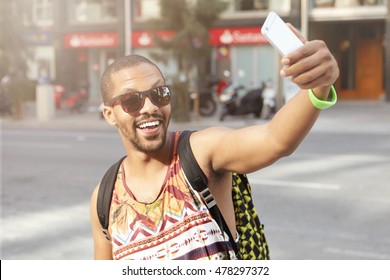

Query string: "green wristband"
[[308, 85, 337, 109]]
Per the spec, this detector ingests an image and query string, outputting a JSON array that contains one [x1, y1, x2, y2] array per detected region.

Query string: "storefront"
[[131, 30, 178, 82], [25, 30, 55, 83], [209, 27, 276, 91], [310, 1, 386, 100], [131, 27, 278, 92], [62, 31, 119, 102], [309, 21, 385, 100]]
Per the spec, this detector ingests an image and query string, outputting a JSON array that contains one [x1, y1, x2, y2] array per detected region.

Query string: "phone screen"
[[261, 12, 304, 56]]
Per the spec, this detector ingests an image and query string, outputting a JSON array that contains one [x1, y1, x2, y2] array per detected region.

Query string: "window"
[[237, 0, 268, 11], [133, 0, 161, 20], [334, 0, 385, 7], [68, 0, 117, 24], [314, 0, 386, 7], [313, 0, 335, 8], [33, 0, 53, 26], [224, 0, 291, 14]]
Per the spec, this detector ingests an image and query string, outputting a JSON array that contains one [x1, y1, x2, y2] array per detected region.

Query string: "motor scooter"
[[219, 84, 263, 121], [66, 86, 89, 113], [55, 84, 89, 113], [189, 88, 217, 117]]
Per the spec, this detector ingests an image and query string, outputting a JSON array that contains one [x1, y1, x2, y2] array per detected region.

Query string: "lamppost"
[[124, 0, 131, 55], [386, 0, 390, 101], [301, 0, 309, 39]]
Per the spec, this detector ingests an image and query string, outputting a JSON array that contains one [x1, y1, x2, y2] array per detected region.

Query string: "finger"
[[286, 23, 307, 44], [281, 40, 328, 75], [290, 64, 325, 89], [292, 57, 339, 89], [282, 39, 318, 67], [281, 54, 319, 78], [295, 72, 330, 90]]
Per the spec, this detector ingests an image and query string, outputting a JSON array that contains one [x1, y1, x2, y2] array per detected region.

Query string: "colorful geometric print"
[[109, 132, 236, 260]]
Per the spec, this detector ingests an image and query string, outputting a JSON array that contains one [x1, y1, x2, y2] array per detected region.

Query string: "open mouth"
[[137, 120, 160, 130]]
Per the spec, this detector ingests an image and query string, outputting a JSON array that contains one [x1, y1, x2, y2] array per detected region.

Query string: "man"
[[90, 26, 339, 260]]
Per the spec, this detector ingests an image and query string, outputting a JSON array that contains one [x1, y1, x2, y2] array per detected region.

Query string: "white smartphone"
[[261, 11, 304, 56]]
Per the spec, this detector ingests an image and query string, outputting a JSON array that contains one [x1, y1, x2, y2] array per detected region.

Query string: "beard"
[[118, 113, 170, 153]]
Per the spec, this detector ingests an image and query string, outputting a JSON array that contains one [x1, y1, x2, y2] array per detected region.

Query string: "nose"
[[139, 96, 158, 113]]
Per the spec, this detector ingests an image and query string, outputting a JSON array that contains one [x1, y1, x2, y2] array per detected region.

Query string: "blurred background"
[[1, 0, 390, 122], [1, 0, 390, 260]]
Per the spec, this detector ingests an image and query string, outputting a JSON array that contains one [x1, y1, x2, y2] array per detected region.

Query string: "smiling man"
[[90, 29, 339, 259]]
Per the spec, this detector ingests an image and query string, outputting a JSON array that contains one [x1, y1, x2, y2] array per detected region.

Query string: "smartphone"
[[261, 11, 304, 56]]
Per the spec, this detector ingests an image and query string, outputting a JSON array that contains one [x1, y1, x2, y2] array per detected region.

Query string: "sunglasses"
[[108, 85, 171, 113]]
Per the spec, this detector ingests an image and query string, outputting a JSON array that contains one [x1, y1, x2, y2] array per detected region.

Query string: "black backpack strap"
[[97, 156, 126, 240], [178, 130, 238, 255], [177, 131, 208, 192]]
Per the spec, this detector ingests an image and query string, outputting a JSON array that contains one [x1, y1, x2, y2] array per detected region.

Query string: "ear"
[[102, 106, 117, 126]]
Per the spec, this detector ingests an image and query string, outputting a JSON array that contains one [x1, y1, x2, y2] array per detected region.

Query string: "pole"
[[124, 0, 131, 55], [385, 0, 390, 102], [301, 0, 309, 39]]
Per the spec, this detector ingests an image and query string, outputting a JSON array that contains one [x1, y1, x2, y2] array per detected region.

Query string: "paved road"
[[2, 101, 390, 260]]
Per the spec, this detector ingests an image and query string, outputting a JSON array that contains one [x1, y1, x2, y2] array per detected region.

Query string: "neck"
[[124, 131, 173, 176]]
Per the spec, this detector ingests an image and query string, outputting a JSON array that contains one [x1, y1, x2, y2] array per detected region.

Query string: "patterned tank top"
[[109, 131, 236, 260]]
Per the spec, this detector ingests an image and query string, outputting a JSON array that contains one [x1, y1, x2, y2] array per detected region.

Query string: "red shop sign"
[[209, 27, 269, 46], [64, 32, 118, 48], [132, 30, 175, 48]]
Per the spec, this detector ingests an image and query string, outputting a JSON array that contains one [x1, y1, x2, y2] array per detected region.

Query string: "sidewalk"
[[2, 100, 390, 133]]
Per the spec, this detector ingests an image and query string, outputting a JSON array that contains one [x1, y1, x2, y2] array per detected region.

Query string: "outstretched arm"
[[192, 25, 339, 174]]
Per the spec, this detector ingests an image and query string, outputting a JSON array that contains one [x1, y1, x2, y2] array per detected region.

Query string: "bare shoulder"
[[188, 127, 233, 173], [90, 182, 113, 259], [190, 127, 233, 146], [90, 184, 100, 224]]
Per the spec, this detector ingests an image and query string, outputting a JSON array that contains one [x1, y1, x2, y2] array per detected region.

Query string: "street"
[[2, 101, 390, 260]]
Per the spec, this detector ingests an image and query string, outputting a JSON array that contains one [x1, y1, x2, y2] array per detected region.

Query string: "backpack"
[[97, 130, 270, 260]]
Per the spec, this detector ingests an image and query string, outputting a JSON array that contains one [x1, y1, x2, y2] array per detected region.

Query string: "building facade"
[[22, 0, 388, 103], [309, 0, 387, 100]]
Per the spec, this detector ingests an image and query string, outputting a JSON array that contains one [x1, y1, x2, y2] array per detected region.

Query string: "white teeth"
[[138, 121, 159, 129]]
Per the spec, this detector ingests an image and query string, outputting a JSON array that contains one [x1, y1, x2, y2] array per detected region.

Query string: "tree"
[[0, 0, 34, 119], [0, 0, 33, 78], [147, 0, 228, 121]]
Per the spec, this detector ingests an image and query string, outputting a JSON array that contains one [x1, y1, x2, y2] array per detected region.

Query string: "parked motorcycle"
[[189, 88, 217, 117], [55, 84, 89, 113], [219, 84, 263, 121], [66, 87, 89, 113]]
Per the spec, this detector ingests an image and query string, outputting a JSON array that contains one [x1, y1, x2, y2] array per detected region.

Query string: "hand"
[[280, 24, 339, 92]]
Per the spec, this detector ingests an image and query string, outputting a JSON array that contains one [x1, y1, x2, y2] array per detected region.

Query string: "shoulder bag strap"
[[178, 130, 238, 255], [97, 156, 126, 240]]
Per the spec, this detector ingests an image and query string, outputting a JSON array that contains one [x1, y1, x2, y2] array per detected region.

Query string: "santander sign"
[[64, 32, 118, 48], [209, 27, 269, 46]]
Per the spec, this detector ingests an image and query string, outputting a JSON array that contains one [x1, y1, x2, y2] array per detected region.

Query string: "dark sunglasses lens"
[[151, 86, 171, 106], [121, 93, 143, 113]]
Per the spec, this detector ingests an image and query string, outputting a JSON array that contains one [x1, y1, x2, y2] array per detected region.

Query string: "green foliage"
[[148, 0, 228, 122], [171, 80, 191, 122], [0, 0, 33, 78]]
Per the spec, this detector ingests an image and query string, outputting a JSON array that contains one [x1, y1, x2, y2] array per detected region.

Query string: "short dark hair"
[[100, 54, 164, 104]]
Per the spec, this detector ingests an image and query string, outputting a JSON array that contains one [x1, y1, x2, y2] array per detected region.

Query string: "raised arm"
[[192, 27, 339, 174]]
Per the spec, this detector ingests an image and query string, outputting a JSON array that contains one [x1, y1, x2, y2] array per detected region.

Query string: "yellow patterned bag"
[[232, 173, 269, 260]]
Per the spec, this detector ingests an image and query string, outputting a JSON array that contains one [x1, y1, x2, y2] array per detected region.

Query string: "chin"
[[133, 133, 166, 153]]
